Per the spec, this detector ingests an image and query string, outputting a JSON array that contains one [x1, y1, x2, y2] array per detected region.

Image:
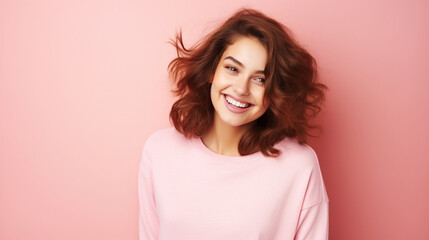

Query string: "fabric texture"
[[138, 128, 329, 240]]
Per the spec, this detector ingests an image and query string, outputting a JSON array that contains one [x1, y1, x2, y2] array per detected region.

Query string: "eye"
[[254, 77, 265, 84], [226, 66, 238, 72]]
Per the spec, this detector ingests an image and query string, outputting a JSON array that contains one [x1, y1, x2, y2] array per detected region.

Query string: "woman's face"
[[210, 36, 269, 130]]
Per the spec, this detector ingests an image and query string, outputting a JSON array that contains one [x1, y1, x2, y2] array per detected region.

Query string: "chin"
[[219, 116, 254, 129]]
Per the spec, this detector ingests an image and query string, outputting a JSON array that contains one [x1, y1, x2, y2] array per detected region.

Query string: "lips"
[[222, 94, 253, 114], [225, 94, 251, 108]]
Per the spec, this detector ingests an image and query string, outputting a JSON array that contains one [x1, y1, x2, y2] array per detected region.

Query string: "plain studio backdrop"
[[0, 0, 428, 239]]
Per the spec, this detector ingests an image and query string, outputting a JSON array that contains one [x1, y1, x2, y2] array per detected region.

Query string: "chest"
[[152, 156, 299, 238]]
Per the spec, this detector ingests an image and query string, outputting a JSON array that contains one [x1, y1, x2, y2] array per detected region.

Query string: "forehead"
[[221, 36, 268, 69]]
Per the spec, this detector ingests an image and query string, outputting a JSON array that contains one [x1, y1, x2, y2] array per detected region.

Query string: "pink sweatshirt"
[[138, 128, 329, 240]]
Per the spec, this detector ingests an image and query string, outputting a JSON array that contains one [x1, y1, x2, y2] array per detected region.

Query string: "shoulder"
[[275, 138, 329, 207], [143, 127, 188, 154], [275, 138, 319, 170], [145, 127, 183, 144]]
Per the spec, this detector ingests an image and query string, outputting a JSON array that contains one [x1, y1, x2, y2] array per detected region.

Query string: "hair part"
[[168, 8, 327, 157]]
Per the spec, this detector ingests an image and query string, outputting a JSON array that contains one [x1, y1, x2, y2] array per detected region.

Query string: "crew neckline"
[[193, 136, 263, 163]]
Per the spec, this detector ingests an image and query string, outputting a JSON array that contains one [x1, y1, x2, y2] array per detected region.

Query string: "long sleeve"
[[138, 147, 159, 240], [137, 128, 329, 240], [294, 200, 329, 240], [294, 149, 329, 240]]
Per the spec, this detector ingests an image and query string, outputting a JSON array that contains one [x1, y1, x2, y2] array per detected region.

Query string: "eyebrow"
[[224, 56, 265, 74]]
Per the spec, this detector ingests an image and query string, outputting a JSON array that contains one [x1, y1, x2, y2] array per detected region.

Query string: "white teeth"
[[225, 95, 250, 108]]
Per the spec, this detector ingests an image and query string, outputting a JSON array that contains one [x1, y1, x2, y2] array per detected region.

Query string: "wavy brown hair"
[[168, 8, 327, 157]]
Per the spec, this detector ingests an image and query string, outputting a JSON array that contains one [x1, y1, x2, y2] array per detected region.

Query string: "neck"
[[201, 115, 251, 156]]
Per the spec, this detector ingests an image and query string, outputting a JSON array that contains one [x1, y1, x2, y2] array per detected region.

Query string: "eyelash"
[[226, 66, 237, 72], [255, 77, 265, 83], [225, 65, 265, 84]]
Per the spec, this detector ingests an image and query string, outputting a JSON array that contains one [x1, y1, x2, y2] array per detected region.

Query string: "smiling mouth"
[[224, 94, 251, 109]]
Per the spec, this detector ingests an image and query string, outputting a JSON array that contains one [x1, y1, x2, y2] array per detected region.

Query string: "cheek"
[[211, 74, 228, 94], [262, 94, 270, 107], [210, 84, 215, 102], [258, 91, 270, 113], [210, 83, 219, 108], [256, 89, 267, 105]]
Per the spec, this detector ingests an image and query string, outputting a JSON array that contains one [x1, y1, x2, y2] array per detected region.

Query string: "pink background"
[[1, 0, 428, 239]]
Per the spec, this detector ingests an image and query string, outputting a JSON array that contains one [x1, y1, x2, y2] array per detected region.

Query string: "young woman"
[[139, 8, 328, 240]]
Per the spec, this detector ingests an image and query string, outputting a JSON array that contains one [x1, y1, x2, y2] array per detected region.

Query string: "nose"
[[233, 76, 250, 96]]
